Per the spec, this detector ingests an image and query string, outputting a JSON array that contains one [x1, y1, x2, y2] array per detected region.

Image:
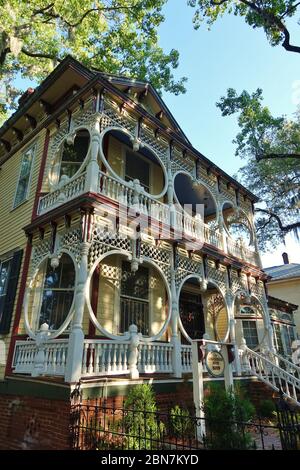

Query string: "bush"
[[170, 405, 195, 439], [203, 384, 255, 449], [123, 384, 164, 450], [258, 399, 276, 419]]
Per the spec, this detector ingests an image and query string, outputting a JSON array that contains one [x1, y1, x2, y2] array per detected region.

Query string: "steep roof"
[[265, 263, 300, 281], [0, 55, 258, 202]]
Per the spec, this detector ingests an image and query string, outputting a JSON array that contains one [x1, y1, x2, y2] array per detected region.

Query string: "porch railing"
[[38, 172, 87, 215], [139, 342, 173, 373], [13, 339, 68, 376], [241, 346, 300, 406], [181, 344, 192, 373]]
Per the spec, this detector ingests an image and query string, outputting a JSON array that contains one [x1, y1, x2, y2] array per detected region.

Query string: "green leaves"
[[218, 87, 300, 250], [0, 0, 187, 120], [188, 1, 300, 53]]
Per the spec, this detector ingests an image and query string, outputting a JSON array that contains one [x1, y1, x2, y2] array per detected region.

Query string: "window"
[[120, 261, 149, 335], [282, 325, 295, 356], [59, 129, 90, 181], [240, 306, 256, 315], [273, 323, 284, 355], [125, 150, 150, 192], [179, 292, 205, 341], [242, 320, 259, 349], [37, 254, 75, 331], [0, 258, 12, 318], [0, 250, 23, 334], [14, 145, 35, 207]]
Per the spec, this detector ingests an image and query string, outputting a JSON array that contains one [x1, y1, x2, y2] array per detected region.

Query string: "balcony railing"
[[36, 169, 260, 265], [226, 237, 260, 266], [38, 172, 87, 215]]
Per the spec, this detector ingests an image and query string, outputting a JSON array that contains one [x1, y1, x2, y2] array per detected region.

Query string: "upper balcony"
[[35, 98, 261, 267]]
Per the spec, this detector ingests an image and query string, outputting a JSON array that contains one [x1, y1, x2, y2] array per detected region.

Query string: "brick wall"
[[0, 394, 71, 450]]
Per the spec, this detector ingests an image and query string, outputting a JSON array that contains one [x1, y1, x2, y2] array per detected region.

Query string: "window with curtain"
[[14, 145, 35, 208]]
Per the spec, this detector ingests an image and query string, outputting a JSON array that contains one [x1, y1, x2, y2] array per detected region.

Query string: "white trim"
[[12, 142, 37, 210], [99, 126, 168, 200]]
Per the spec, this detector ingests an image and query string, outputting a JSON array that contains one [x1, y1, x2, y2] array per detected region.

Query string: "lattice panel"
[[60, 228, 82, 263], [140, 126, 169, 164], [89, 229, 132, 268], [175, 255, 203, 289], [30, 239, 52, 275], [230, 273, 246, 295], [99, 263, 121, 288], [171, 152, 194, 175], [207, 266, 227, 294], [140, 243, 171, 282], [73, 100, 96, 127], [103, 99, 136, 134]]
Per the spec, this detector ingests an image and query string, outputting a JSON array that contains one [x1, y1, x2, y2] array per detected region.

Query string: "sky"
[[158, 2, 300, 267], [11, 1, 300, 268]]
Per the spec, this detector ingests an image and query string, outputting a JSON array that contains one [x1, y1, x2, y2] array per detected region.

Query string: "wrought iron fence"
[[69, 398, 297, 451]]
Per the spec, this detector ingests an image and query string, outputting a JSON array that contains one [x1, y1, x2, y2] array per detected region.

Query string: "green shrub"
[[258, 399, 276, 419], [170, 405, 195, 438], [203, 384, 255, 450], [123, 384, 164, 450]]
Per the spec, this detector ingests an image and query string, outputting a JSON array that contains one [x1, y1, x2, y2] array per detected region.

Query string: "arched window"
[[59, 129, 90, 181], [34, 254, 75, 331], [240, 306, 256, 315]]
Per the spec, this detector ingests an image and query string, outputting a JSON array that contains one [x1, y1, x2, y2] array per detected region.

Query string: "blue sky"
[[12, 2, 300, 266], [158, 3, 300, 266]]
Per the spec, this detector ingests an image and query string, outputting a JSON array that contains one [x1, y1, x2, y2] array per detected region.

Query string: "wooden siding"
[[0, 130, 45, 379]]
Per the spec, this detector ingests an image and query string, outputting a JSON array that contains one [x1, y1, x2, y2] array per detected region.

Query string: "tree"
[[188, 0, 300, 54], [217, 88, 300, 250], [0, 0, 187, 122]]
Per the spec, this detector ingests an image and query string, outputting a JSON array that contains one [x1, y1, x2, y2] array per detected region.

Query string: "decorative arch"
[[99, 126, 168, 200], [222, 201, 255, 246], [47, 126, 92, 190], [177, 274, 230, 344], [173, 170, 220, 225], [24, 249, 78, 340], [85, 249, 172, 342]]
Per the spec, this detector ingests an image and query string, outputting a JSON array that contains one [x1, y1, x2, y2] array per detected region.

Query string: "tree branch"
[[212, 0, 300, 54], [255, 208, 300, 233], [256, 153, 300, 161], [21, 48, 62, 62]]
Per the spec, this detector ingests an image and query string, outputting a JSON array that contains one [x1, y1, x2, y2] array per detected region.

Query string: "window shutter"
[[0, 249, 23, 334]]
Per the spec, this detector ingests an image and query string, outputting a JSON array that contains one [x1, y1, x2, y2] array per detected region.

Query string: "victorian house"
[[0, 57, 299, 449]]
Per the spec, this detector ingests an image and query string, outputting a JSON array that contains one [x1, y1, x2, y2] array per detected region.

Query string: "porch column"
[[261, 297, 276, 353], [170, 261, 182, 378], [218, 211, 228, 254], [167, 161, 176, 228], [226, 292, 242, 376], [85, 118, 101, 193], [65, 242, 90, 383]]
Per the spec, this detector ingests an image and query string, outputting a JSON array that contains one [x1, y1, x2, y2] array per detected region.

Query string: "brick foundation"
[[0, 393, 71, 450], [0, 376, 281, 450]]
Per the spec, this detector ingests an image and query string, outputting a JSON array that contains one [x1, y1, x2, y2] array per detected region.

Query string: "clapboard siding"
[[0, 129, 46, 379]]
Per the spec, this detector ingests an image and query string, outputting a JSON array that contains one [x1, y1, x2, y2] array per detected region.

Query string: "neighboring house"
[[265, 257, 300, 337], [0, 57, 297, 449]]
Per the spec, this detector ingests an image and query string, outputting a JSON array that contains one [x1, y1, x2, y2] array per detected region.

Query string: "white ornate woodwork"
[[240, 343, 300, 406], [16, 86, 282, 386]]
